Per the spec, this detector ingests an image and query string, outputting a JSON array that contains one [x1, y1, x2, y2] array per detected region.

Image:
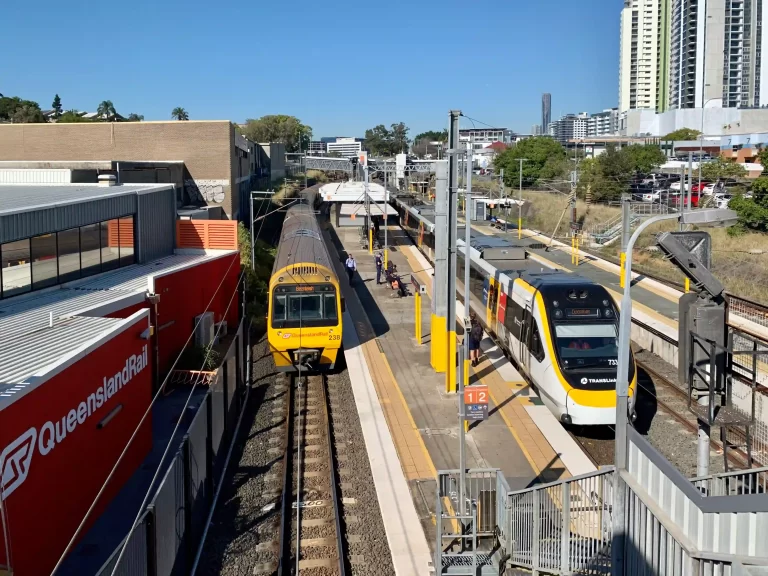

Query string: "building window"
[[80, 223, 102, 278], [31, 234, 58, 290], [101, 220, 120, 272], [0, 214, 139, 300], [57, 227, 81, 284], [1, 238, 31, 297], [119, 215, 135, 267]]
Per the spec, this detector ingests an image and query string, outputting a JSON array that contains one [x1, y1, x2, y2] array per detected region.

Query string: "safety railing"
[[691, 465, 768, 496], [506, 468, 614, 575]]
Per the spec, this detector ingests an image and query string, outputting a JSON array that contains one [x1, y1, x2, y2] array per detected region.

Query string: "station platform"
[[321, 217, 598, 572]]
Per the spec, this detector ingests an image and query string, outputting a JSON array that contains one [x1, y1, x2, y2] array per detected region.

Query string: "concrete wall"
[[0, 121, 241, 218]]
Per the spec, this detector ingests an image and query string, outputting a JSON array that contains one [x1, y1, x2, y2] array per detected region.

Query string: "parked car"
[[703, 179, 739, 195], [691, 181, 711, 193], [669, 181, 690, 192]]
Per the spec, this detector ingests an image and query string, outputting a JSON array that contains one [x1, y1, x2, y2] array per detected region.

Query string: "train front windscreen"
[[554, 323, 618, 370]]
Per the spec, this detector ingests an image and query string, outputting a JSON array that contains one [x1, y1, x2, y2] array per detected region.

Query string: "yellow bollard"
[[384, 248, 388, 271], [685, 277, 690, 293], [368, 228, 373, 255], [518, 216, 522, 240], [414, 293, 422, 344], [620, 252, 626, 289], [445, 332, 457, 393], [571, 237, 575, 265]]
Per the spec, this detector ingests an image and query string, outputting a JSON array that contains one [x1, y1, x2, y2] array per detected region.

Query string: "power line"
[[50, 252, 242, 575], [106, 270, 245, 576]]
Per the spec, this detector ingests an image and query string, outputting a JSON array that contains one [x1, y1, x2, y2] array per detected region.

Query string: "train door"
[[487, 278, 497, 328], [519, 299, 533, 371]]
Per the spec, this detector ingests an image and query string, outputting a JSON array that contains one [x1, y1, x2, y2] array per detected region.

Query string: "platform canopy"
[[339, 203, 398, 217], [320, 181, 389, 203]]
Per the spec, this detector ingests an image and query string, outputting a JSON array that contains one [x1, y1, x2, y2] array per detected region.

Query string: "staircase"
[[589, 202, 672, 246]]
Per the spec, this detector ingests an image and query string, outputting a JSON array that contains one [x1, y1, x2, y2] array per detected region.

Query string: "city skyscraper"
[[619, 0, 665, 112], [541, 93, 551, 134]]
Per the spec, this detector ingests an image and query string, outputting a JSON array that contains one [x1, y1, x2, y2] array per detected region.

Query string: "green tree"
[[756, 148, 768, 173], [494, 136, 566, 187], [595, 145, 634, 201], [171, 107, 189, 121], [661, 127, 702, 141], [57, 110, 93, 123], [728, 177, 768, 233], [0, 96, 43, 121], [700, 157, 747, 181], [413, 129, 448, 143], [620, 144, 666, 174], [390, 122, 410, 154], [11, 104, 45, 123], [52, 94, 62, 119], [364, 124, 391, 156], [240, 115, 313, 153], [96, 100, 117, 120], [126, 113, 144, 122]]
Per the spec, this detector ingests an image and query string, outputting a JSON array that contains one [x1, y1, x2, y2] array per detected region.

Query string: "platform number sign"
[[463, 385, 489, 421]]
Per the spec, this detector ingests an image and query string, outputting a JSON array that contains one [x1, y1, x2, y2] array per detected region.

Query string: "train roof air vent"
[[284, 229, 320, 241]]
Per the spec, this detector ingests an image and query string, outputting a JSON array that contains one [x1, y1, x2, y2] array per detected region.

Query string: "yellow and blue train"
[[267, 191, 343, 372]]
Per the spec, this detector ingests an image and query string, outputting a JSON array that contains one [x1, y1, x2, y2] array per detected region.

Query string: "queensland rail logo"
[[0, 346, 147, 501]]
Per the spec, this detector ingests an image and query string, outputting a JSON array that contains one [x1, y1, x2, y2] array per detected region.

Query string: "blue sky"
[[1, 0, 620, 138]]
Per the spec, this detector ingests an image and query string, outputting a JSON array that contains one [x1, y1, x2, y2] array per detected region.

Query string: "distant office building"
[[326, 137, 362, 158], [532, 124, 543, 136], [459, 128, 512, 149], [550, 109, 620, 143], [541, 93, 551, 134], [308, 141, 327, 155]]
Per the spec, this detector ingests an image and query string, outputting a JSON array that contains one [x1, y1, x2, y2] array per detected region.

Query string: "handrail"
[[506, 466, 615, 496]]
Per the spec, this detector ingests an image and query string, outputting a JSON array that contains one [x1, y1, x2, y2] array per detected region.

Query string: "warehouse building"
[[0, 121, 253, 219], [0, 182, 240, 576]]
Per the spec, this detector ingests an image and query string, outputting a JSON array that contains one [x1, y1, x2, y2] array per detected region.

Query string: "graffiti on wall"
[[184, 179, 227, 204]]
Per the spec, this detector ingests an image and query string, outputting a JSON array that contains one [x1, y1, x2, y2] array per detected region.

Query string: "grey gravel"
[[196, 333, 395, 576]]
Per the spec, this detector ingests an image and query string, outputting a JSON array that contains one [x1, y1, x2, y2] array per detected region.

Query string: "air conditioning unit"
[[194, 312, 215, 348], [213, 321, 228, 344]]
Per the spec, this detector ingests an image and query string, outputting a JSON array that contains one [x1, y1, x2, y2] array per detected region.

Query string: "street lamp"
[[698, 94, 719, 188], [612, 207, 738, 571]]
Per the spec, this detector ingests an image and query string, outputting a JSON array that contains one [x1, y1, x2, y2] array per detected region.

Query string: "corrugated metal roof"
[[0, 183, 173, 216], [0, 316, 121, 389], [0, 252, 233, 347]]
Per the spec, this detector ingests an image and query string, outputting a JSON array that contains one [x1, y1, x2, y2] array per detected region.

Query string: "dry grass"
[[515, 190, 768, 304]]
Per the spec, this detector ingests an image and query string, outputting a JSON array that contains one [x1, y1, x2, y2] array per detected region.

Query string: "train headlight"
[[604, 309, 613, 318], [603, 299, 609, 306], [552, 300, 559, 307], [278, 276, 284, 282], [554, 309, 564, 319]]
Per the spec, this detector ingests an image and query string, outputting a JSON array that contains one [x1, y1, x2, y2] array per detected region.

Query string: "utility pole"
[[518, 159, 528, 240], [383, 163, 389, 269], [679, 163, 686, 231], [364, 167, 372, 255], [457, 141, 473, 537], [620, 194, 631, 288], [498, 168, 504, 200], [431, 161, 449, 373], [446, 110, 461, 394]]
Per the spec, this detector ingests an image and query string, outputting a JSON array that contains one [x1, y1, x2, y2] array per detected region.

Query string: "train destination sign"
[[565, 308, 600, 318]]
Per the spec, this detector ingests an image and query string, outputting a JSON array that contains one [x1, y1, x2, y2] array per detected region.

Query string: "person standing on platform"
[[345, 254, 357, 286], [469, 314, 483, 367], [374, 251, 383, 284]]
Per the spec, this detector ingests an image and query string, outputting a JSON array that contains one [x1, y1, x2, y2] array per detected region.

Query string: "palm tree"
[[96, 100, 117, 121], [171, 107, 189, 121]]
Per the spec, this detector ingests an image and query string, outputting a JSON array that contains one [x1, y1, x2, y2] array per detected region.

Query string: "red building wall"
[[153, 253, 239, 370], [0, 312, 153, 576]]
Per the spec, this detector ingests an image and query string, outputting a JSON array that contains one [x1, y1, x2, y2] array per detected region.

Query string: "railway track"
[[278, 372, 348, 576]]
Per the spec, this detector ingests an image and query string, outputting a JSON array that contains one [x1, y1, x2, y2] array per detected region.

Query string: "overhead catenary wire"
[[50, 249, 242, 575], [105, 268, 246, 576]]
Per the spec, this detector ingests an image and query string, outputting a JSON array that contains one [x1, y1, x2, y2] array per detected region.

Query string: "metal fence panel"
[[187, 396, 210, 547], [153, 453, 187, 576], [94, 514, 148, 576], [226, 353, 237, 416], [210, 373, 225, 461]]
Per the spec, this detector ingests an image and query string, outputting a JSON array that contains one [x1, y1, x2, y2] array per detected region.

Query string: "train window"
[[324, 294, 338, 322], [530, 321, 545, 362], [288, 294, 323, 321], [273, 295, 287, 321], [555, 324, 618, 369]]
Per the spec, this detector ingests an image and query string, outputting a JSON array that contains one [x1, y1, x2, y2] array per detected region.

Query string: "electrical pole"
[[431, 161, 449, 374], [498, 168, 504, 200], [384, 163, 389, 269], [459, 141, 472, 534], [518, 159, 528, 240], [446, 110, 461, 395], [364, 166, 372, 255]]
